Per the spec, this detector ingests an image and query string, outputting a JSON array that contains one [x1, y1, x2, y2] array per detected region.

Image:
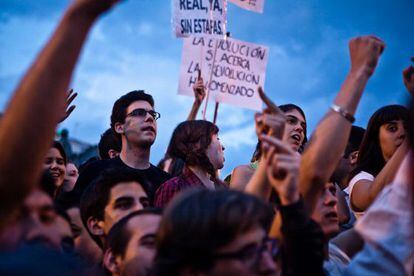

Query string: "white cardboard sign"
[[178, 36, 269, 111], [172, 0, 227, 38], [229, 0, 265, 13]]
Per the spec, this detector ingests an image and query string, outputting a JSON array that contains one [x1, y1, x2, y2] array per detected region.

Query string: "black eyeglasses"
[[212, 237, 279, 267], [126, 108, 160, 120]]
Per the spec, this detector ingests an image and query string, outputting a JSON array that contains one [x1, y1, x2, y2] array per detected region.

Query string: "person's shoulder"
[[148, 164, 172, 179]]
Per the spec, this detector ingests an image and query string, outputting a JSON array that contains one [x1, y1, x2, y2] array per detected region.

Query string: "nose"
[[50, 160, 58, 169], [144, 112, 155, 123], [294, 122, 304, 134], [324, 190, 337, 207]]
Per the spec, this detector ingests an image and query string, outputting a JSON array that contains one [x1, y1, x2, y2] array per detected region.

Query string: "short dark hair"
[[98, 128, 121, 160], [344, 125, 366, 158], [105, 208, 162, 258], [110, 90, 154, 138], [80, 168, 149, 248], [168, 120, 219, 179], [153, 189, 273, 275]]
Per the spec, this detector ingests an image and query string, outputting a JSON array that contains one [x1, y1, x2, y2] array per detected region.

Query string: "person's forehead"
[[126, 101, 153, 114], [216, 226, 265, 253], [46, 148, 63, 158], [24, 189, 53, 210], [127, 214, 161, 237], [109, 182, 146, 200]]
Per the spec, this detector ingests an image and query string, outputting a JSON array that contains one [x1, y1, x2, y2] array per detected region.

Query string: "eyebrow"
[[287, 115, 307, 127], [113, 196, 134, 206]]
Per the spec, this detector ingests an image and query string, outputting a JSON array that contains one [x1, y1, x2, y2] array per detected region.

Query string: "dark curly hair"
[[168, 120, 219, 180]]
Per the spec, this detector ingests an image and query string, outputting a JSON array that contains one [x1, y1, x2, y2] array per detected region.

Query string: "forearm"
[[187, 100, 202, 120], [245, 156, 271, 199], [300, 71, 369, 211], [0, 4, 99, 212], [366, 143, 408, 207]]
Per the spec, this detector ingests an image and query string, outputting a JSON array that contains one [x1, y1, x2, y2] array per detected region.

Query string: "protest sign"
[[178, 36, 269, 111], [229, 0, 265, 13], [172, 0, 227, 38]]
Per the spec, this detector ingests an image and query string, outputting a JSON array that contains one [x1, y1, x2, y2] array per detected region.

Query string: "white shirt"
[[344, 171, 374, 220]]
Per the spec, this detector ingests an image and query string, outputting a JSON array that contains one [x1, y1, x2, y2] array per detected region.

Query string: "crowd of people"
[[0, 0, 413, 275]]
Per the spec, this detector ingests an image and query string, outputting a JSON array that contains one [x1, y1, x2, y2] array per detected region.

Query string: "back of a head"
[[98, 128, 121, 160], [351, 104, 409, 178], [344, 125, 366, 157], [110, 90, 154, 138], [153, 189, 273, 275]]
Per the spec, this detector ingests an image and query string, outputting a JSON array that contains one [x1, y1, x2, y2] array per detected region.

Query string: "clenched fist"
[[349, 35, 385, 78]]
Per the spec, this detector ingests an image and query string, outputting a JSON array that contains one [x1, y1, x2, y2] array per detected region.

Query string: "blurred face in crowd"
[[102, 182, 149, 234], [4, 189, 73, 251], [43, 147, 66, 187], [379, 120, 405, 161], [63, 163, 78, 192], [117, 101, 157, 148], [106, 214, 161, 276], [311, 182, 339, 238], [282, 109, 306, 152], [67, 207, 102, 265], [208, 226, 277, 276], [206, 134, 225, 170]]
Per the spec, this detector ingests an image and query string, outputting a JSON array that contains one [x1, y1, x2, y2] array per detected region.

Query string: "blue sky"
[[1, 0, 413, 176]]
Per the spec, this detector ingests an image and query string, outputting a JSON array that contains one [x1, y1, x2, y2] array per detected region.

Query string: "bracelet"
[[330, 104, 355, 123]]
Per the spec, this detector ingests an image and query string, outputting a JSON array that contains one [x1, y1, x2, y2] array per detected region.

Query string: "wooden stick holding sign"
[[202, 39, 219, 120]]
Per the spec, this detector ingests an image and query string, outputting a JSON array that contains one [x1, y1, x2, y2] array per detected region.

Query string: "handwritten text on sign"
[[178, 37, 269, 110], [172, 0, 226, 38], [229, 0, 265, 13]]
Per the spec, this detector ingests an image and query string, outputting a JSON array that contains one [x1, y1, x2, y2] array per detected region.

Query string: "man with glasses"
[[152, 189, 278, 275], [73, 90, 171, 204]]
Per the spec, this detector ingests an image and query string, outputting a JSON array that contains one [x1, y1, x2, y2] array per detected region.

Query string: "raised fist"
[[349, 35, 385, 77]]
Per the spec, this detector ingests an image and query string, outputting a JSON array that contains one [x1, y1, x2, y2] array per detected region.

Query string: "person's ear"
[[103, 248, 121, 275], [349, 151, 359, 166], [87, 217, 105, 237], [108, 149, 120, 159], [114, 122, 124, 135]]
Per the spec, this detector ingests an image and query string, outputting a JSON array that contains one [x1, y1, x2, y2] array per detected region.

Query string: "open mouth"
[[291, 133, 301, 143], [324, 211, 338, 221], [142, 126, 155, 133]]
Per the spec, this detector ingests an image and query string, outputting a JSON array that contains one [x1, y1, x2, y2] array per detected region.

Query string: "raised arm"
[[187, 70, 206, 120], [350, 64, 414, 211], [0, 0, 120, 223], [243, 88, 286, 198], [299, 36, 385, 213]]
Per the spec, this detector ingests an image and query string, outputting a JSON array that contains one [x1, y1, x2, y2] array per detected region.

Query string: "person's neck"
[[188, 165, 215, 189], [119, 142, 151, 170]]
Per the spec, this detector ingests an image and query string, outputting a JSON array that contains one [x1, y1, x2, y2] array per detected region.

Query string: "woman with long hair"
[[43, 141, 67, 189], [346, 104, 409, 219], [154, 120, 225, 208], [229, 104, 307, 190]]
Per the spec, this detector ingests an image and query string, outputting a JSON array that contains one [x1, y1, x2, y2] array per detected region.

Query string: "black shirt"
[[72, 157, 171, 204]]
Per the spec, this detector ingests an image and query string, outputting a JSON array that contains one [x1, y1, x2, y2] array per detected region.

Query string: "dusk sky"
[[1, 0, 413, 176]]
